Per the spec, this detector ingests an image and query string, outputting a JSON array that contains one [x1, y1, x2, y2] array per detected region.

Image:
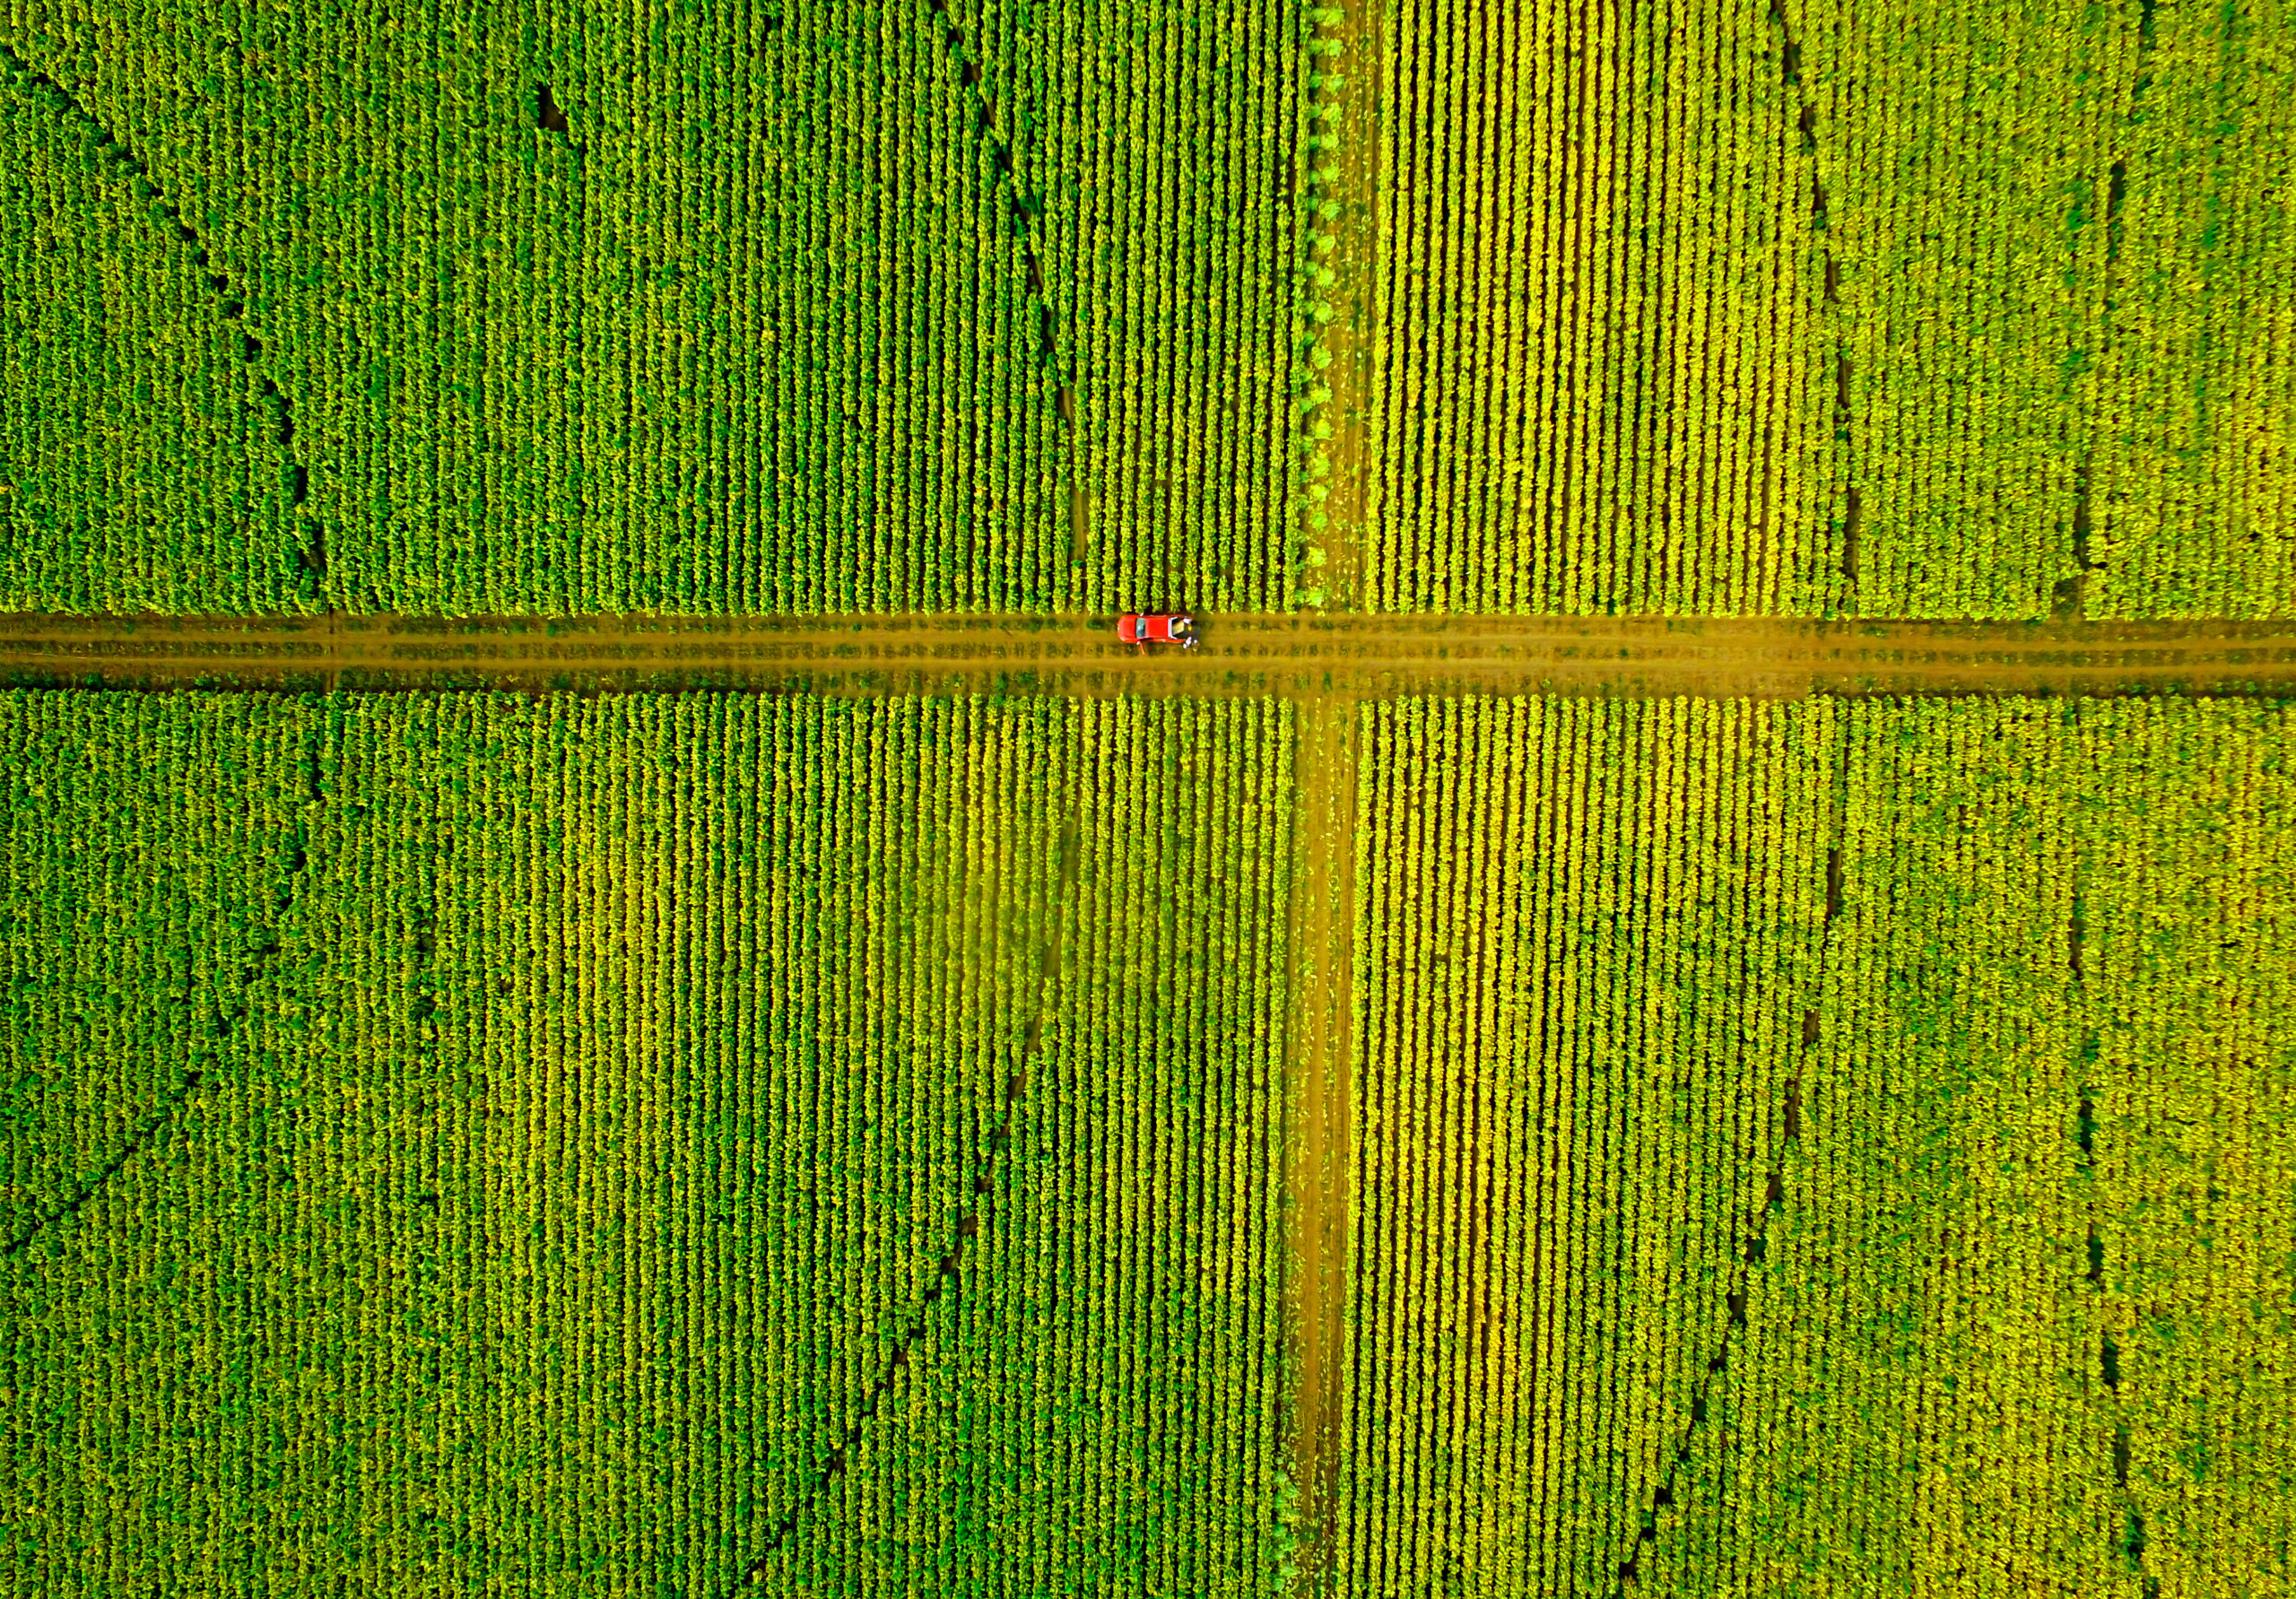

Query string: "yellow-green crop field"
[[3, 0, 2289, 616], [2, 0, 2292, 1596], [1344, 696, 2293, 1596], [4, 692, 1296, 1593], [5, 691, 2290, 1595]]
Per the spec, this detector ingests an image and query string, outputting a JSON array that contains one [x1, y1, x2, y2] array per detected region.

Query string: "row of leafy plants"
[[1334, 693, 2294, 1596], [1336, 694, 1829, 1595], [746, 694, 1297, 1595], [2, 3, 1338, 615], [0, 690, 1299, 1596], [1352, 0, 2292, 619]]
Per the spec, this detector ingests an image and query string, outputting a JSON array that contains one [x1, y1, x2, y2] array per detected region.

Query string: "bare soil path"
[[1284, 695, 1359, 1585], [6, 610, 2293, 698]]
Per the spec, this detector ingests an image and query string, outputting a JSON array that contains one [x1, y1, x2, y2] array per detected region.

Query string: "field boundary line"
[[0, 34, 319, 600]]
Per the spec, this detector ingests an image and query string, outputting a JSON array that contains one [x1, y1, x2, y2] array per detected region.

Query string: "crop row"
[[0, 69, 303, 613], [341, 4, 1065, 613], [973, 0, 1308, 613], [1359, 0, 2292, 619], [1638, 700, 2296, 1595], [0, 691, 1295, 1597], [1338, 695, 1831, 1595], [1362, 0, 1832, 614], [749, 695, 1296, 1595], [0, 4, 1324, 616], [1812, 0, 2296, 619], [6, 5, 1068, 613], [1336, 695, 2296, 1596]]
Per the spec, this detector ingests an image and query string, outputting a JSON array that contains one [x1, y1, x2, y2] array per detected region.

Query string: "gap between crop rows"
[[4, 718, 326, 1258], [1608, 730, 1846, 1592]]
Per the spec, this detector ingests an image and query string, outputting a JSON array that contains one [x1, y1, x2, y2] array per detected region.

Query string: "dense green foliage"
[[4, 0, 2289, 618], [1341, 695, 2295, 1596], [751, 696, 1296, 1595], [5, 684, 2289, 1593], [1341, 697, 1830, 1593], [0, 69, 303, 611], [969, 0, 1312, 613], [0, 2, 1309, 614], [0, 691, 1292, 1596], [3, 0, 2290, 1584], [1360, 0, 2294, 617], [1650, 696, 2296, 1595]]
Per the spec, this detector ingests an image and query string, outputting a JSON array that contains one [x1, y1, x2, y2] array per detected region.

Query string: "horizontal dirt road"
[[4, 611, 2295, 698]]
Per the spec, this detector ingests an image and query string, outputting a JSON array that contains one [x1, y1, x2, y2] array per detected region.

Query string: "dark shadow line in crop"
[[0, 35, 319, 599], [1609, 1085, 1802, 1595], [2075, 1036, 2158, 1599], [720, 813, 1082, 1594], [1610, 783, 1831, 1599], [2052, 453, 2099, 619], [4, 717, 326, 1259], [2, 1068, 207, 1256], [2098, 1329, 2159, 1595], [918, 0, 1074, 441], [1764, 0, 1857, 599], [1614, 726, 1831, 1591]]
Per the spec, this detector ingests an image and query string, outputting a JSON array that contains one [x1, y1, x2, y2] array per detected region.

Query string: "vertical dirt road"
[[1284, 695, 1360, 1585]]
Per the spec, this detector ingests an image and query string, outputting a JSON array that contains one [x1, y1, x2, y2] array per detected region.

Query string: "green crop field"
[[3, 0, 2293, 1596], [5, 0, 2287, 618], [1342, 697, 2294, 1595], [8, 690, 2291, 1595], [0, 2, 1309, 614], [1357, 0, 2296, 616], [3, 691, 1293, 1593]]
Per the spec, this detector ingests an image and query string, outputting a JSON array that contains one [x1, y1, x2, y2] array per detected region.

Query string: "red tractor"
[[1118, 613, 1198, 650]]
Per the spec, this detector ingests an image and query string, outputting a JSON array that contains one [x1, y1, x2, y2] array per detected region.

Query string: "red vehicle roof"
[[1118, 613, 1193, 644]]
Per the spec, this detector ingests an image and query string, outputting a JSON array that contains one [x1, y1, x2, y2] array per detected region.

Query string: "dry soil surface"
[[6, 610, 2294, 698], [9, 600, 2292, 1588], [1284, 696, 1360, 1567]]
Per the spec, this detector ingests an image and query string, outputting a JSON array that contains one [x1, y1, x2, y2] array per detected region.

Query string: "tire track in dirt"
[[721, 814, 1081, 1593], [0, 34, 319, 596], [7, 611, 2294, 700]]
